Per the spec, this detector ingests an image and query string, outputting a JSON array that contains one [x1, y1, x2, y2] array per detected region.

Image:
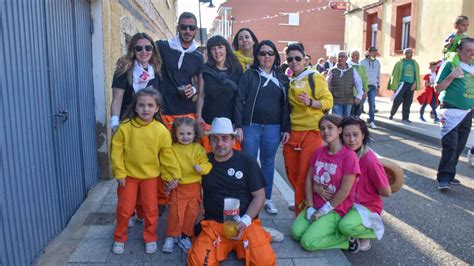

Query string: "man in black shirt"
[[155, 12, 204, 129], [188, 118, 276, 266]]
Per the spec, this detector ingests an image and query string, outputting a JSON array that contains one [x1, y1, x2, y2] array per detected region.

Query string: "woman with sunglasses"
[[283, 43, 333, 216], [336, 116, 391, 253], [110, 32, 162, 133], [196, 35, 243, 150], [232, 28, 259, 72], [235, 40, 290, 215]]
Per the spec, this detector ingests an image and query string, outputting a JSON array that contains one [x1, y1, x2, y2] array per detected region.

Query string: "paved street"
[[275, 125, 474, 265]]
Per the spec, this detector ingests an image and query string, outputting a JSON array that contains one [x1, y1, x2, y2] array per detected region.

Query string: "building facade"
[[210, 0, 346, 60], [0, 1, 176, 265], [344, 0, 474, 96]]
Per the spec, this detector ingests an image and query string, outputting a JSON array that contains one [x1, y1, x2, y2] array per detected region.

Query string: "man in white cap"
[[188, 117, 276, 265]]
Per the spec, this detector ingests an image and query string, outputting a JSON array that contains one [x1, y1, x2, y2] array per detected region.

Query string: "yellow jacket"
[[110, 118, 182, 180], [169, 143, 213, 184], [289, 72, 333, 131]]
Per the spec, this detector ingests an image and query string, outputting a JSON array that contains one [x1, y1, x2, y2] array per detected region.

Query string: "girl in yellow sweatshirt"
[[110, 88, 181, 255], [162, 117, 213, 253]]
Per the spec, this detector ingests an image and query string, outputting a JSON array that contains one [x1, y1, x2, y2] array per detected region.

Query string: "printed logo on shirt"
[[235, 171, 243, 179], [227, 168, 235, 176], [313, 161, 338, 193]]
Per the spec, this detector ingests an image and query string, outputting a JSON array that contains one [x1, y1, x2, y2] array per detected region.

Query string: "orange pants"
[[283, 130, 323, 216], [166, 182, 202, 237], [188, 219, 276, 266], [114, 177, 158, 243]]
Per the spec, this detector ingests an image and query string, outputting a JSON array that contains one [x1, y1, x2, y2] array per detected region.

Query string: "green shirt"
[[400, 59, 415, 83], [437, 62, 474, 110]]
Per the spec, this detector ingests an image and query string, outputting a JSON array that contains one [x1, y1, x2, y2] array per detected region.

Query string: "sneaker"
[[468, 149, 474, 166], [348, 237, 360, 253], [264, 200, 278, 215], [402, 119, 412, 124], [112, 241, 125, 255], [177, 236, 192, 253], [145, 241, 157, 254], [359, 239, 372, 251], [433, 117, 440, 123], [375, 109, 379, 113], [449, 179, 461, 185], [263, 226, 284, 242], [288, 205, 295, 211], [430, 111, 435, 119], [388, 115, 393, 120], [161, 237, 176, 253], [419, 116, 426, 122], [437, 182, 450, 191], [369, 122, 377, 129], [128, 218, 135, 228]]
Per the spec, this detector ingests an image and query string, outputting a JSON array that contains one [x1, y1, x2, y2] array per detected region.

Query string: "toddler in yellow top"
[[162, 117, 213, 253], [110, 88, 181, 255]]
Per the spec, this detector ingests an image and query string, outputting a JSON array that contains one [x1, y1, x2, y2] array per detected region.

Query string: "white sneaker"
[[161, 237, 176, 253], [177, 236, 192, 253], [264, 200, 278, 215], [369, 122, 377, 129], [359, 239, 372, 251], [468, 149, 474, 166], [112, 241, 125, 254], [263, 226, 284, 242], [145, 241, 157, 254]]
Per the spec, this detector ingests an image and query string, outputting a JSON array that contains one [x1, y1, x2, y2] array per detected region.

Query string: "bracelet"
[[307, 99, 313, 107]]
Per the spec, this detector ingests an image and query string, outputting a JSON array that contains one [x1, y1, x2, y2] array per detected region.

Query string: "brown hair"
[[123, 88, 163, 123], [171, 117, 203, 143], [454, 15, 469, 25], [318, 114, 342, 129], [114, 32, 162, 84]]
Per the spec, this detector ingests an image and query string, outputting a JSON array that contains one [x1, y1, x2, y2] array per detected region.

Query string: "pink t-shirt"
[[355, 149, 390, 214], [309, 145, 360, 216]]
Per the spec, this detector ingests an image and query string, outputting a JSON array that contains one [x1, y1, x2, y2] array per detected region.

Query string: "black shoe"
[[375, 109, 379, 113], [348, 237, 360, 253], [437, 182, 450, 191], [402, 119, 412, 123], [158, 205, 167, 217], [449, 179, 461, 185], [389, 115, 393, 120]]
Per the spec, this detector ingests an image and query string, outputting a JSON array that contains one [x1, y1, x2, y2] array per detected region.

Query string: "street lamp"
[[198, 0, 214, 44]]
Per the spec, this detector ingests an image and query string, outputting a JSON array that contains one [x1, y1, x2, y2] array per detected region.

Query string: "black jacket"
[[235, 68, 291, 132]]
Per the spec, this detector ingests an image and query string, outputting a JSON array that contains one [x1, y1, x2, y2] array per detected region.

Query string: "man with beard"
[[155, 12, 204, 209], [156, 12, 204, 129]]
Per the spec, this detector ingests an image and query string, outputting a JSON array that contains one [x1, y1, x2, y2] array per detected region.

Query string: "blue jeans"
[[367, 85, 377, 122], [242, 124, 281, 200], [332, 104, 352, 117]]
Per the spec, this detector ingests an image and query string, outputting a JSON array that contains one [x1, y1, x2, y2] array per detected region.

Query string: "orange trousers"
[[283, 130, 323, 216], [114, 177, 158, 243], [166, 182, 202, 237], [188, 219, 276, 266]]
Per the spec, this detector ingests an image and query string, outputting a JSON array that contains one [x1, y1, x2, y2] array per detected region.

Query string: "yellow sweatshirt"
[[289, 72, 334, 131], [169, 143, 213, 184], [110, 118, 182, 180]]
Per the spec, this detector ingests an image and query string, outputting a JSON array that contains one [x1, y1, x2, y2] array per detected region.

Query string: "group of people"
[[107, 9, 473, 264]]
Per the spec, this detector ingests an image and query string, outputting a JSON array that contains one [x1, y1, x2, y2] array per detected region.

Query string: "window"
[[401, 16, 411, 50], [279, 13, 300, 26], [371, 23, 378, 48]]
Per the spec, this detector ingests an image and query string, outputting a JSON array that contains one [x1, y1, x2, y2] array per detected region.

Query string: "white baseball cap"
[[209, 117, 237, 135]]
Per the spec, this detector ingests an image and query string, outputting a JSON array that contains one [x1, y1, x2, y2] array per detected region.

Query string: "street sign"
[[329, 2, 350, 10]]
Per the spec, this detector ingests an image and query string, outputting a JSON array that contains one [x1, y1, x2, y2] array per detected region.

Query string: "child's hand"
[[193, 164, 202, 174], [117, 179, 126, 187]]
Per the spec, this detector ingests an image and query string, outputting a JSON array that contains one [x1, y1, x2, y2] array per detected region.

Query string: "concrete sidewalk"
[[362, 96, 474, 151], [37, 177, 350, 265]]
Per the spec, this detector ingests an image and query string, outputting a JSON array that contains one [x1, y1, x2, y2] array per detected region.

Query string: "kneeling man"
[[188, 117, 276, 265]]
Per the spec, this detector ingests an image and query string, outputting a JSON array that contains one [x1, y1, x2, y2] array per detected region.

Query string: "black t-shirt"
[[202, 151, 266, 223], [202, 65, 241, 124], [156, 40, 204, 115], [252, 79, 284, 125], [111, 71, 160, 118]]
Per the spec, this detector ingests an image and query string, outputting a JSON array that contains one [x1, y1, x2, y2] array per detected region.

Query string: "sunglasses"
[[287, 56, 303, 63], [134, 45, 153, 52], [179, 24, 197, 31], [258, 51, 276, 57]]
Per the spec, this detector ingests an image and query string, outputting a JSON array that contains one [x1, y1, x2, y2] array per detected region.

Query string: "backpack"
[[307, 72, 329, 114]]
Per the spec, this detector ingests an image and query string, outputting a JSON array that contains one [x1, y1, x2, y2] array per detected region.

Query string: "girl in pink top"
[[291, 115, 360, 251], [337, 116, 391, 253]]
